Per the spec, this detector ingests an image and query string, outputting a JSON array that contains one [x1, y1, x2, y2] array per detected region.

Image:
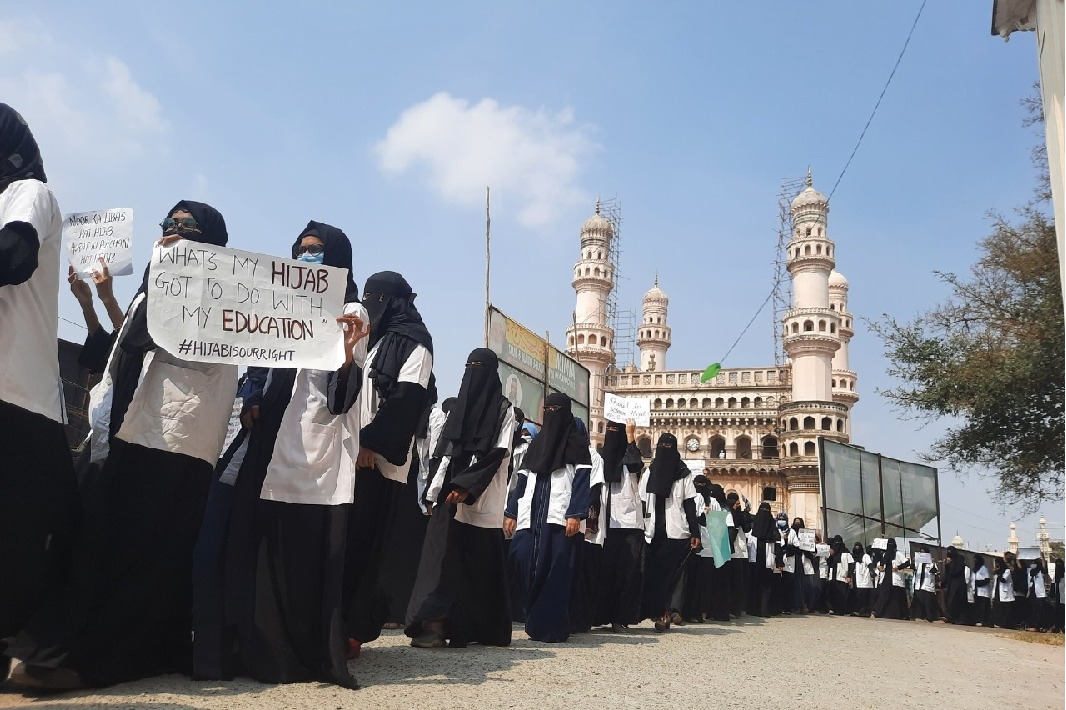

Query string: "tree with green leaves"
[[873, 94, 1063, 509]]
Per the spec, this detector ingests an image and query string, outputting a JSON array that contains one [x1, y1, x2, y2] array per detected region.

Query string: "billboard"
[[819, 438, 940, 546], [487, 305, 590, 425]]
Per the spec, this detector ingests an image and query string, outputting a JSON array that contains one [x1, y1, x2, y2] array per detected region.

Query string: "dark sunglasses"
[[160, 216, 199, 232], [543, 404, 562, 413], [296, 244, 324, 255]]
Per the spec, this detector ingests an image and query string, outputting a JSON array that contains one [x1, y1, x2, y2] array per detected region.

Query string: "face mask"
[[776, 520, 787, 530], [297, 252, 324, 264]]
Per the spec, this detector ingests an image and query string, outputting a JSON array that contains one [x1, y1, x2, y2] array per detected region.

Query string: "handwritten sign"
[[871, 537, 888, 550], [64, 208, 134, 277], [222, 396, 244, 452], [914, 552, 932, 565], [797, 528, 817, 552], [603, 393, 651, 426], [815, 543, 831, 558], [147, 242, 346, 369]]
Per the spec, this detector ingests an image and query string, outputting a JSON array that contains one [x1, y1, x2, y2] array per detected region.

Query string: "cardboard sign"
[[64, 208, 134, 278], [871, 537, 889, 550], [603, 393, 651, 426], [815, 543, 831, 558], [147, 242, 347, 369], [915, 552, 932, 565], [797, 528, 817, 552]]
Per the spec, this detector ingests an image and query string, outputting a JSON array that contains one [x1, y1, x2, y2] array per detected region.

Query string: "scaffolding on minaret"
[[599, 197, 637, 372], [772, 176, 808, 370]]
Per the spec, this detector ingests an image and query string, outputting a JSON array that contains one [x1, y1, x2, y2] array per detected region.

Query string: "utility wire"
[[828, 0, 927, 202], [719, 286, 775, 364]]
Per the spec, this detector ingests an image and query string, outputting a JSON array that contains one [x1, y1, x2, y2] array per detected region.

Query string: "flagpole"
[[484, 186, 491, 347]]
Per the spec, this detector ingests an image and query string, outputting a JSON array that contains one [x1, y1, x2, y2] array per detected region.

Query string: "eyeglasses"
[[543, 405, 562, 413], [296, 244, 324, 256], [160, 217, 199, 232]]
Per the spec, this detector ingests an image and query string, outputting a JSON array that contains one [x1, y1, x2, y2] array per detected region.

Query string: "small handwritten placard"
[[603, 393, 651, 426], [64, 208, 134, 277]]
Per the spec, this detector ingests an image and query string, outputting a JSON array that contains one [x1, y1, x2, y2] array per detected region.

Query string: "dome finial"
[[595, 197, 601, 215], [806, 167, 813, 188], [653, 270, 659, 287]]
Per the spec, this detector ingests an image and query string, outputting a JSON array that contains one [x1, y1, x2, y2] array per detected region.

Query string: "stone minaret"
[[637, 274, 671, 372], [828, 268, 858, 435], [566, 200, 615, 445], [780, 170, 841, 528]]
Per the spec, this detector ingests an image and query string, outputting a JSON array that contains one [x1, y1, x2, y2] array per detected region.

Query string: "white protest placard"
[[871, 537, 889, 550], [64, 208, 134, 278], [815, 543, 831, 558], [914, 552, 933, 565], [797, 528, 817, 552], [147, 242, 347, 369], [222, 396, 244, 452], [603, 393, 651, 426]]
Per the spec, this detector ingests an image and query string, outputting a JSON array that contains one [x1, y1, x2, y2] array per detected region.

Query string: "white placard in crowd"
[[147, 242, 347, 369], [815, 543, 831, 558], [222, 396, 244, 452], [871, 537, 889, 550], [603, 393, 651, 426], [63, 208, 134, 278], [797, 528, 817, 552], [915, 552, 933, 565]]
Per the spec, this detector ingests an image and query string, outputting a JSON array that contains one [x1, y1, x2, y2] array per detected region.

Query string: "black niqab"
[[440, 348, 507, 458], [707, 482, 729, 509], [750, 502, 777, 542], [0, 104, 45, 194], [600, 419, 628, 484], [646, 433, 688, 498], [511, 407, 526, 449], [520, 392, 590, 475], [293, 220, 359, 303], [362, 271, 432, 352]]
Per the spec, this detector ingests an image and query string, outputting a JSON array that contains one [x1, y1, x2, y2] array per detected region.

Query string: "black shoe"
[[8, 663, 86, 691], [611, 623, 628, 633]]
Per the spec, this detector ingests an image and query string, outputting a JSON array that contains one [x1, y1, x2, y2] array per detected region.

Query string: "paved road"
[[2, 616, 1063, 710]]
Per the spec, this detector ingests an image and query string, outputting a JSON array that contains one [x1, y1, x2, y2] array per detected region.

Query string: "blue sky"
[[2, 1, 1060, 551]]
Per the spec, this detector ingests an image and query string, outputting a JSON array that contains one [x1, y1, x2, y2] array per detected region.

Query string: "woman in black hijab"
[[640, 433, 700, 631], [0, 104, 79, 681], [190, 222, 367, 687], [504, 393, 592, 642], [406, 348, 515, 649], [9, 201, 238, 690], [344, 271, 434, 651], [873, 538, 910, 620], [593, 419, 646, 632], [943, 546, 969, 624], [748, 502, 782, 617]]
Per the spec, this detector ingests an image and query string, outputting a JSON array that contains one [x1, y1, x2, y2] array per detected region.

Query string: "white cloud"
[[0, 18, 170, 180], [376, 92, 598, 228]]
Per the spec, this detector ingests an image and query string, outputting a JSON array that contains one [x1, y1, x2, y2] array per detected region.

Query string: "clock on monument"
[[686, 438, 700, 452]]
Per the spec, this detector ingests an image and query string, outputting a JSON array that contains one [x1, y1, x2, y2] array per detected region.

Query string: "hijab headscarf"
[[361, 271, 433, 400], [138, 200, 229, 295], [440, 348, 507, 459], [972, 554, 986, 573], [600, 419, 628, 483], [441, 397, 457, 414], [853, 542, 865, 560], [0, 104, 45, 194], [751, 501, 777, 542], [293, 221, 359, 303], [362, 271, 432, 351], [707, 482, 729, 510], [646, 433, 688, 498], [520, 392, 590, 475], [692, 474, 711, 505]]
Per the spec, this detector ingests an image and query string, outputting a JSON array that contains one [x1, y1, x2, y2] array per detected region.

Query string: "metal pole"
[[877, 453, 886, 537], [484, 186, 491, 348], [933, 467, 942, 549]]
